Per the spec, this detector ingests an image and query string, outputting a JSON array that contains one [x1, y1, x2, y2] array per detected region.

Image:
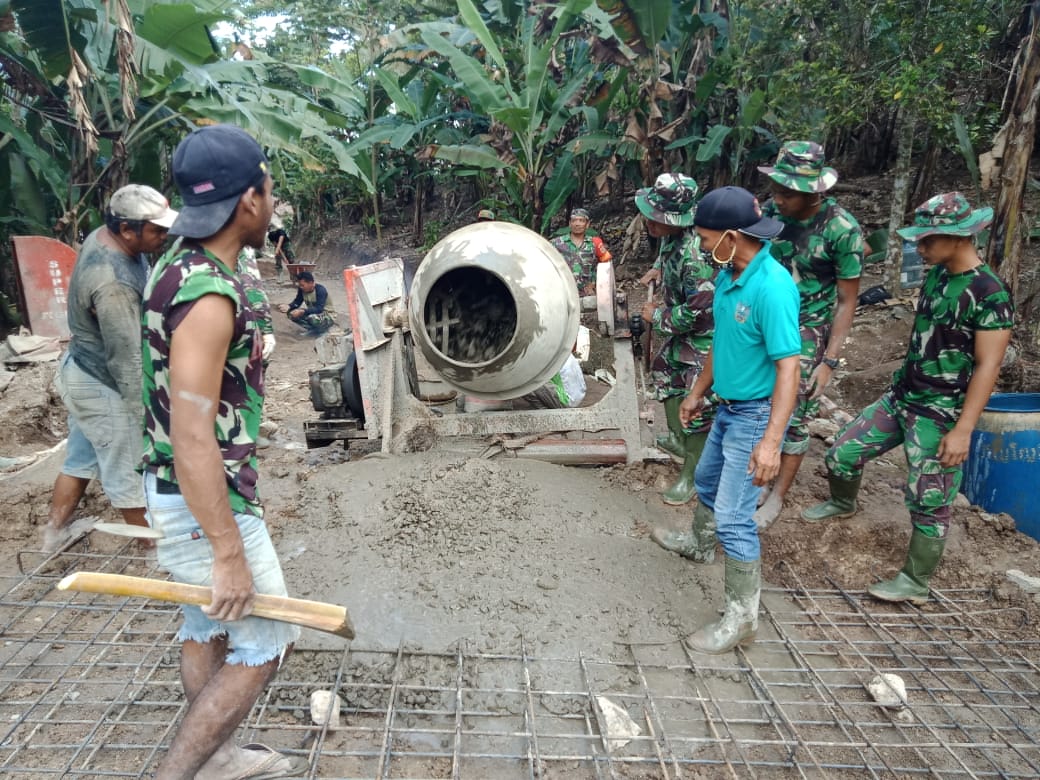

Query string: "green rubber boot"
[[662, 431, 708, 506], [650, 502, 717, 563], [801, 473, 862, 523], [868, 528, 946, 605], [655, 395, 685, 458], [685, 556, 760, 654]]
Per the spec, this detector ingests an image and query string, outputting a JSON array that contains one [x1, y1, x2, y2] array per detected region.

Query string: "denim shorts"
[[143, 472, 300, 665], [56, 352, 144, 508]]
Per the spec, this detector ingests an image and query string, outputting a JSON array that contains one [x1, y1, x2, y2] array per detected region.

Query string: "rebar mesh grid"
[[0, 546, 1037, 778]]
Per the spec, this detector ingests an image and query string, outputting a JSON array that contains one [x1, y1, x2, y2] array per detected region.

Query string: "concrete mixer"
[[304, 222, 653, 464]]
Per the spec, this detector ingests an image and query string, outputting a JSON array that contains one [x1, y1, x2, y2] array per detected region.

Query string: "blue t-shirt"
[[711, 244, 801, 400]]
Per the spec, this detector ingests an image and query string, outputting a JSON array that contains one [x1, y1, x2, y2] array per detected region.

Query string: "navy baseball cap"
[[170, 125, 270, 239], [693, 186, 783, 240]]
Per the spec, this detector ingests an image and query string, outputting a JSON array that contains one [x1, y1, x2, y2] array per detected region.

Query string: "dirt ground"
[[1, 218, 1039, 662]]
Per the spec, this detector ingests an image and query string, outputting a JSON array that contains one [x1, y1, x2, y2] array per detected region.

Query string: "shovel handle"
[[58, 571, 355, 640]]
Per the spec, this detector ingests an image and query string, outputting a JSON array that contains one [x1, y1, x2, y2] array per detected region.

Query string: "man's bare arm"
[[937, 328, 1012, 467], [169, 294, 255, 621]]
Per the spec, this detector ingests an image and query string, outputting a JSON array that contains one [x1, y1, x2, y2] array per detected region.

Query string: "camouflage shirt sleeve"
[[654, 233, 716, 351]]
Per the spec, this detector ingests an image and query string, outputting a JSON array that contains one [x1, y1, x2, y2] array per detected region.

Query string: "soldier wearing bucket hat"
[[550, 206, 612, 299], [752, 141, 864, 530], [803, 192, 1013, 606], [631, 174, 717, 506], [657, 186, 800, 655], [141, 125, 307, 780]]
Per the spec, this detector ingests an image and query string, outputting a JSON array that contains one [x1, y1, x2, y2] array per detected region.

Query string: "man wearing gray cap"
[[42, 184, 176, 553], [676, 186, 801, 655]]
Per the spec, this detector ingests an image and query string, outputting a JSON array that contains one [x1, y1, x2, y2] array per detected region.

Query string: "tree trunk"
[[910, 136, 939, 210], [412, 172, 425, 245], [885, 107, 916, 296], [985, 3, 1040, 310]]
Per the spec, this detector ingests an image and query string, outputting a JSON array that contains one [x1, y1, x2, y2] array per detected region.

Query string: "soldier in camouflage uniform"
[[803, 193, 1014, 604], [633, 173, 717, 506], [141, 125, 306, 780], [237, 247, 276, 364], [550, 207, 612, 298], [754, 142, 864, 528]]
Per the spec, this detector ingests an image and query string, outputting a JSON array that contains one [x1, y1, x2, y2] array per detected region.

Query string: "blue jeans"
[[694, 399, 772, 562]]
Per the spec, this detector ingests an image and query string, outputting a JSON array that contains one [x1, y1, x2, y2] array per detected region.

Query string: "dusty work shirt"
[[892, 263, 1014, 423], [763, 197, 864, 327], [140, 243, 265, 517], [65, 227, 149, 419]]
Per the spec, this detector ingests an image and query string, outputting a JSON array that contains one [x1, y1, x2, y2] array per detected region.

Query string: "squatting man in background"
[[669, 186, 801, 654], [279, 270, 335, 335], [141, 124, 305, 779], [43, 184, 177, 553], [802, 193, 1014, 604]]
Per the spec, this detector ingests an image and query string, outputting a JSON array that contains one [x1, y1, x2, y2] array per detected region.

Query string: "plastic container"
[[900, 241, 924, 289], [962, 393, 1040, 541]]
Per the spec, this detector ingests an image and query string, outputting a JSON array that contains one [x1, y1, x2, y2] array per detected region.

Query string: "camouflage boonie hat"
[[757, 141, 838, 193], [896, 192, 993, 241], [635, 173, 699, 227]]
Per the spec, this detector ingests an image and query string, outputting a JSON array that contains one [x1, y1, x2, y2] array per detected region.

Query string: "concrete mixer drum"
[[409, 222, 580, 400], [421, 267, 517, 365]]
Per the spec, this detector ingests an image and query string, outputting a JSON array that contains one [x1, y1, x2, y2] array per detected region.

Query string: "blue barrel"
[[962, 393, 1040, 541], [900, 241, 924, 289]]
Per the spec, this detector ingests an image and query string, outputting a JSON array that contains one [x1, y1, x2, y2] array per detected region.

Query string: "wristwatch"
[[821, 355, 840, 369]]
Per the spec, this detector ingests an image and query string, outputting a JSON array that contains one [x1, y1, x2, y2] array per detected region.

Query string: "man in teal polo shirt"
[[676, 186, 801, 654]]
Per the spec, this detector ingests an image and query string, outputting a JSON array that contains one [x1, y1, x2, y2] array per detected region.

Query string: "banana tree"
[[3, 0, 371, 242], [411, 0, 609, 229]]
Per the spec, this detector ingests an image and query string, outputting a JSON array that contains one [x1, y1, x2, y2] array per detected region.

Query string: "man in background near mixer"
[[551, 207, 612, 298]]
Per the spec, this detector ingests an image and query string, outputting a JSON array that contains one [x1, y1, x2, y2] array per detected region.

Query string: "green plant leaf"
[[696, 124, 731, 162], [427, 144, 509, 169]]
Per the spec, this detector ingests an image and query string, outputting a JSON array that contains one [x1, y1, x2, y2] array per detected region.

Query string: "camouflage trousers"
[[290, 311, 334, 335], [825, 391, 959, 537], [649, 340, 713, 434], [782, 323, 830, 456]]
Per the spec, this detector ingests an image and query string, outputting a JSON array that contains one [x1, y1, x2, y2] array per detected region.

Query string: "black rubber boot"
[[662, 432, 708, 506], [655, 395, 685, 458], [801, 473, 862, 523], [868, 528, 947, 605]]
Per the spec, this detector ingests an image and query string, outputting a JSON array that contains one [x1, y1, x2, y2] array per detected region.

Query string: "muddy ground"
[[1, 222, 1039, 662]]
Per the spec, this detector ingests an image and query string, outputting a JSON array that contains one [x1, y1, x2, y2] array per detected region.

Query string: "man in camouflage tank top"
[[802, 193, 1014, 605], [754, 142, 864, 528], [142, 125, 306, 780]]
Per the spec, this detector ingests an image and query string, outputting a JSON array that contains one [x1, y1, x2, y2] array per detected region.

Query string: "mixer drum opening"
[[423, 267, 517, 365]]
